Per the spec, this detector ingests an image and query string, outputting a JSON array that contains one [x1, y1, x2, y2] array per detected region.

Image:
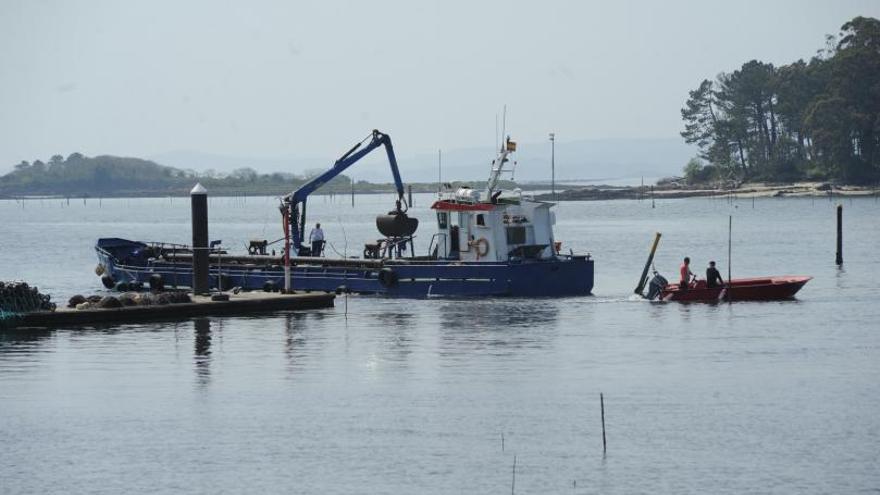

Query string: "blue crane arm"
[[283, 130, 406, 253]]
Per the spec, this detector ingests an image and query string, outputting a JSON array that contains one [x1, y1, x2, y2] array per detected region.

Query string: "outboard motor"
[[646, 272, 668, 300]]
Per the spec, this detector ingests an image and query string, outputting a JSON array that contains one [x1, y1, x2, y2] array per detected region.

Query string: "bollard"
[[191, 183, 210, 294], [836, 204, 843, 266]]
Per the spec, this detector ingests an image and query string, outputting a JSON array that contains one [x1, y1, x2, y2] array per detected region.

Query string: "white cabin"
[[429, 138, 560, 262]]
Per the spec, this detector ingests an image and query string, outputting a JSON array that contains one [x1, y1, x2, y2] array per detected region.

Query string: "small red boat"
[[659, 276, 812, 302]]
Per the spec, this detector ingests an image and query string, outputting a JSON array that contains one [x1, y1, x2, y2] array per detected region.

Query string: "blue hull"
[[95, 238, 594, 298]]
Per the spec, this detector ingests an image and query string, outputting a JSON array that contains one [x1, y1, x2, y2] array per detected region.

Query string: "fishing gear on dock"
[[0, 281, 56, 314]]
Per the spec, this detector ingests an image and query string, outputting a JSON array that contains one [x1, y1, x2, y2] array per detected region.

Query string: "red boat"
[[659, 276, 812, 302]]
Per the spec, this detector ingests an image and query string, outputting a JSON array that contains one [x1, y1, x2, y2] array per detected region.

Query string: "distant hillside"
[[148, 137, 696, 184], [0, 153, 356, 197], [0, 153, 503, 198]]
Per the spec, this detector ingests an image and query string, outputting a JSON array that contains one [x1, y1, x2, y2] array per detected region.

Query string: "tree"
[[680, 16, 880, 184]]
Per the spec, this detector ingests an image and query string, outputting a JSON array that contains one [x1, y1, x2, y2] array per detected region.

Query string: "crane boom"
[[281, 129, 407, 254]]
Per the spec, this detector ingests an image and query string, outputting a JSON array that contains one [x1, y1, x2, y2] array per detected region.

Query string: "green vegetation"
[[0, 153, 502, 198], [681, 16, 880, 185]]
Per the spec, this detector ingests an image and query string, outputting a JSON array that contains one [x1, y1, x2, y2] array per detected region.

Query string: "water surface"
[[1, 194, 878, 493]]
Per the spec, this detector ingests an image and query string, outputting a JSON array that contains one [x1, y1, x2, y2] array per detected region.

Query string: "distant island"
[[0, 153, 508, 199], [678, 16, 880, 186]]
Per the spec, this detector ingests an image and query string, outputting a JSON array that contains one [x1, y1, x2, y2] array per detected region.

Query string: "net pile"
[[0, 281, 56, 316]]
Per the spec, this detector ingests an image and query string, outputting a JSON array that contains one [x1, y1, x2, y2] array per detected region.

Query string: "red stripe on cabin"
[[430, 200, 494, 211]]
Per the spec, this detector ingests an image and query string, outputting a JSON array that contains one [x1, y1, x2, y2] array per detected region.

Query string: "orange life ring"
[[471, 238, 490, 257]]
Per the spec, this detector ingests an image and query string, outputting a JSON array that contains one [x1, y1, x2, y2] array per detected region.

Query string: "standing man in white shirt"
[[308, 222, 325, 257]]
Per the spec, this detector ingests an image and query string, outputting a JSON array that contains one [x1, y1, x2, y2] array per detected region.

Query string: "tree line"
[[681, 16, 880, 185], [0, 153, 359, 197], [0, 153, 501, 198]]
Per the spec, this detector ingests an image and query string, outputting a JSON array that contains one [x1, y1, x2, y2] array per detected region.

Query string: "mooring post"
[[511, 455, 516, 495], [407, 184, 413, 207], [191, 183, 209, 295], [836, 204, 843, 266], [351, 180, 355, 207], [600, 393, 607, 454], [651, 185, 655, 209]]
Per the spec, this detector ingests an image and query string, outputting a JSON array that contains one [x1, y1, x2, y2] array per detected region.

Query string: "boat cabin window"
[[506, 226, 526, 244], [437, 212, 448, 229], [476, 214, 485, 226]]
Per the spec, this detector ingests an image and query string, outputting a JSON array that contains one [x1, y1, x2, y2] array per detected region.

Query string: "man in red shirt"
[[680, 257, 694, 290]]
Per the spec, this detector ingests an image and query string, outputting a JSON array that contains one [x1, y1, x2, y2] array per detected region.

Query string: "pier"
[[13, 291, 334, 329]]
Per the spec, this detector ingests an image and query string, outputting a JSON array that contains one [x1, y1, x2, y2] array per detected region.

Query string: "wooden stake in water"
[[600, 393, 607, 454], [836, 204, 843, 266], [511, 455, 516, 495], [728, 215, 733, 302], [651, 185, 655, 209], [351, 180, 355, 207], [501, 432, 505, 451]]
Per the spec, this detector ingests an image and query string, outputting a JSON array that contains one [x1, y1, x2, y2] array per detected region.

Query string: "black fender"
[[377, 267, 398, 288]]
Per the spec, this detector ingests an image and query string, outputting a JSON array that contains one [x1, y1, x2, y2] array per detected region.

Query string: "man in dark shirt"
[[706, 260, 724, 288]]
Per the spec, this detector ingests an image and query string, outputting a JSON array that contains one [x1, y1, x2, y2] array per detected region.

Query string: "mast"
[[487, 137, 516, 196]]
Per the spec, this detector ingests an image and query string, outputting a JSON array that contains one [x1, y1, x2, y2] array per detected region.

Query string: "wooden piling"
[[600, 393, 607, 454], [836, 204, 843, 266], [407, 184, 413, 206], [511, 455, 516, 495], [651, 185, 655, 209], [191, 183, 209, 295]]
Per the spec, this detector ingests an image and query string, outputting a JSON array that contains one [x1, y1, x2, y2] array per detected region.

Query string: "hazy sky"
[[2, 0, 878, 172]]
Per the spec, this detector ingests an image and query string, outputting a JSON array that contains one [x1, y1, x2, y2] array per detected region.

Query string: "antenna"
[[501, 105, 507, 150], [438, 149, 442, 196], [495, 114, 499, 152]]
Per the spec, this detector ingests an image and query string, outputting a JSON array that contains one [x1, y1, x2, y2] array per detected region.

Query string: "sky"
[[1, 0, 878, 175]]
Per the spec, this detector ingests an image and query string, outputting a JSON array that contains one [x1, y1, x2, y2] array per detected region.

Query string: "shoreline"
[[535, 181, 879, 201], [1, 181, 878, 202]]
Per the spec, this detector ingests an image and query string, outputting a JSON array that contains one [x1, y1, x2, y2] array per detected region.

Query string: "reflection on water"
[[193, 318, 212, 386], [437, 299, 560, 356]]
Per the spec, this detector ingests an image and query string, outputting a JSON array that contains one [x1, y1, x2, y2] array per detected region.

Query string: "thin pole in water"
[[728, 215, 733, 301], [511, 455, 516, 495], [651, 185, 655, 209], [836, 204, 843, 266], [501, 431, 505, 451], [351, 179, 355, 208], [600, 393, 607, 454]]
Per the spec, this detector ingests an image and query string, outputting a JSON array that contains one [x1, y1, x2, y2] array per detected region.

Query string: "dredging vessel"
[[95, 130, 594, 297]]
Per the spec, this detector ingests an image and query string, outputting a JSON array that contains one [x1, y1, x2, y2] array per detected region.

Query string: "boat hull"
[[95, 239, 594, 298], [660, 276, 811, 302]]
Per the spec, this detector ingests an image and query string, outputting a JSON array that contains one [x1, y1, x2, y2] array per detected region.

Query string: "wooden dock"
[[12, 291, 335, 328]]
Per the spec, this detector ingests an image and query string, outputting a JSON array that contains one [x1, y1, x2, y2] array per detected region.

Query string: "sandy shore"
[[537, 182, 879, 201]]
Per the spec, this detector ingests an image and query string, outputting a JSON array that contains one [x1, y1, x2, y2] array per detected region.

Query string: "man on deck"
[[680, 257, 694, 289], [308, 222, 324, 257], [706, 260, 725, 288]]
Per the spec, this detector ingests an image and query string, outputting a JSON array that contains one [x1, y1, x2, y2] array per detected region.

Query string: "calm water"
[[1, 194, 879, 494]]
